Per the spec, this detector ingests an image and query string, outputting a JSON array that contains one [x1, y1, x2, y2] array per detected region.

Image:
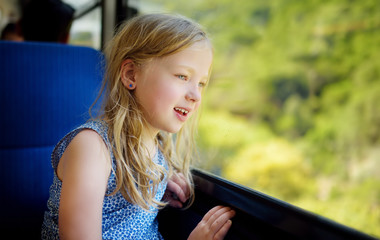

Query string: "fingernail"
[[231, 210, 236, 217]]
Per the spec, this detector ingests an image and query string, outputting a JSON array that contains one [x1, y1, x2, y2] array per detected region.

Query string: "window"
[[136, 0, 379, 237], [63, 0, 101, 49]]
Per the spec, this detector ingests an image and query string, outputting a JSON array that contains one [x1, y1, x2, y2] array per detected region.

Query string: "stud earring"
[[129, 84, 133, 88]]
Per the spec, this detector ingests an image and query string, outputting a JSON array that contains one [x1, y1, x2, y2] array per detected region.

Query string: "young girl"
[[41, 13, 235, 240]]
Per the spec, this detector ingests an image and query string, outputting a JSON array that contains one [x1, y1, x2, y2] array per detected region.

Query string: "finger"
[[207, 206, 231, 223], [166, 180, 187, 203], [177, 173, 191, 198], [213, 220, 233, 240], [172, 173, 190, 200], [201, 206, 224, 223], [210, 208, 235, 232], [169, 199, 183, 208]]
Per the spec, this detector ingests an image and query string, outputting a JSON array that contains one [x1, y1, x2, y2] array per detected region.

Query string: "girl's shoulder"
[[51, 120, 110, 169]]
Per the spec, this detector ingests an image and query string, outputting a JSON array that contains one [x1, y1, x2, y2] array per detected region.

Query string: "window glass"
[[138, 0, 380, 237], [63, 0, 95, 10], [63, 0, 101, 49]]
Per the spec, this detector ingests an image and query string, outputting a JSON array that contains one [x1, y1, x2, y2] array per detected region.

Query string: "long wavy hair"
[[93, 13, 211, 210]]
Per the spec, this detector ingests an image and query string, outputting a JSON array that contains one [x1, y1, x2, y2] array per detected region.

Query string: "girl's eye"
[[198, 82, 207, 88], [176, 74, 188, 81]]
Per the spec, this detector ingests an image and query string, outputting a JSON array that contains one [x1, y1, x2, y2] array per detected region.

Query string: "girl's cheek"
[[195, 102, 201, 111]]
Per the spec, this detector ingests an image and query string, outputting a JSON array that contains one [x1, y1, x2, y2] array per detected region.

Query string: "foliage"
[[151, 0, 380, 237], [224, 138, 315, 200], [195, 109, 274, 173]]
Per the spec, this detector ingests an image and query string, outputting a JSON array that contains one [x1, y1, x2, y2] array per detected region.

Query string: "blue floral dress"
[[41, 120, 167, 239]]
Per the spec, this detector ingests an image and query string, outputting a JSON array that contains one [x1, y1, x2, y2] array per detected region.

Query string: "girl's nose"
[[185, 85, 201, 102]]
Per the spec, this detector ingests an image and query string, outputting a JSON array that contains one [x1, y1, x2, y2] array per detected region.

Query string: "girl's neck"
[[141, 128, 159, 158]]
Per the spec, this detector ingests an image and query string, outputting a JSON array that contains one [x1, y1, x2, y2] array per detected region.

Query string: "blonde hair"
[[95, 13, 211, 210]]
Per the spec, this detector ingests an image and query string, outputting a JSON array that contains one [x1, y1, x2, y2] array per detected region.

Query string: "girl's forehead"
[[139, 42, 211, 69], [187, 40, 213, 52], [165, 42, 212, 62], [152, 46, 212, 69]]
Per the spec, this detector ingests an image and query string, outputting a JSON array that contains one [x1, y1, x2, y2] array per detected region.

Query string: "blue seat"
[[0, 41, 104, 239]]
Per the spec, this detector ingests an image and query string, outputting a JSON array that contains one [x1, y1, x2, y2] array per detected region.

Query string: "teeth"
[[175, 107, 189, 114]]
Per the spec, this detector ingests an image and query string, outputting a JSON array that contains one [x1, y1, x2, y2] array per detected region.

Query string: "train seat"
[[0, 41, 104, 239]]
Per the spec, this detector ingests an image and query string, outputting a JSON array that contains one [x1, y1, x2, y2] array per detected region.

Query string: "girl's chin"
[[161, 124, 185, 134], [164, 127, 182, 134]]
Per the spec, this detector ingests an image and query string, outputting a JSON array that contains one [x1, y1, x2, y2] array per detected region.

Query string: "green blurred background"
[[154, 0, 380, 237]]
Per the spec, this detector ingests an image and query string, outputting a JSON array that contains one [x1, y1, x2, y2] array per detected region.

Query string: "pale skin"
[[57, 42, 235, 239], [57, 130, 111, 239]]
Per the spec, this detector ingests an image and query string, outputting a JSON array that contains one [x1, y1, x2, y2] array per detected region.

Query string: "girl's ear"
[[120, 59, 137, 90]]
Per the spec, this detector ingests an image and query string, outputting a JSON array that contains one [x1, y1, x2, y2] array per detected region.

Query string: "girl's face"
[[134, 41, 213, 136]]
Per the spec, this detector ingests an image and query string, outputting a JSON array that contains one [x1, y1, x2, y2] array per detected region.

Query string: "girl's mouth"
[[174, 107, 189, 116]]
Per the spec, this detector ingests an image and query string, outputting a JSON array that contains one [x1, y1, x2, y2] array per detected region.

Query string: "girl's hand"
[[188, 206, 235, 240], [162, 172, 190, 208]]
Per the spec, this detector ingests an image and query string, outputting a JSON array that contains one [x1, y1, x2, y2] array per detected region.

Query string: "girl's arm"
[[57, 130, 111, 240]]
